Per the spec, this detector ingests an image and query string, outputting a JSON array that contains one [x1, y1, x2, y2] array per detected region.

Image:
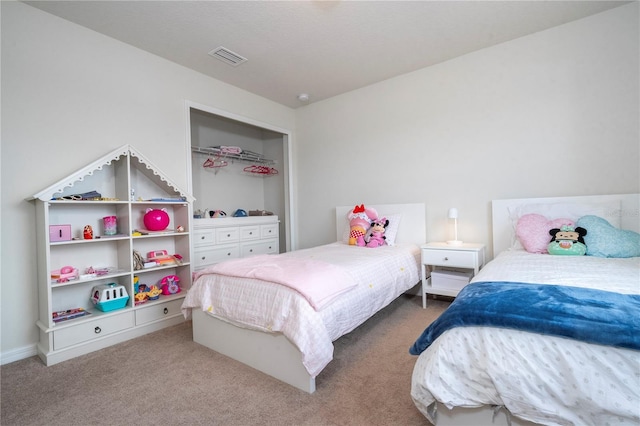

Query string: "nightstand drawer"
[[422, 249, 478, 268]]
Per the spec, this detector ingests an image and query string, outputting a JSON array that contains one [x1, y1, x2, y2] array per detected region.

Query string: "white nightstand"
[[421, 242, 486, 308]]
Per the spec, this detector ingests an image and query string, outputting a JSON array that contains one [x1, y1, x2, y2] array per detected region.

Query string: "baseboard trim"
[[1, 344, 38, 365]]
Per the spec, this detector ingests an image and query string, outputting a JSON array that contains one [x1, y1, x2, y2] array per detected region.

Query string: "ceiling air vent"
[[208, 46, 248, 67]]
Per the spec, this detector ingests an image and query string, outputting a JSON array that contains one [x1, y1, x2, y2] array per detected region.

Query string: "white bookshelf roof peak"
[[30, 144, 194, 202]]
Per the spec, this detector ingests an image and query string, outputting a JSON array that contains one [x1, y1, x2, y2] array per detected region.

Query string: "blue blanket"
[[410, 281, 640, 356]]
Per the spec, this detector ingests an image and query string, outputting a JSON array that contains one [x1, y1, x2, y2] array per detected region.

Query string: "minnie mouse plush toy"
[[364, 218, 389, 248]]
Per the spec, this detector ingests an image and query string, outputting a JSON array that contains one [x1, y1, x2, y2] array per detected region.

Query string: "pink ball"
[[144, 209, 170, 231]]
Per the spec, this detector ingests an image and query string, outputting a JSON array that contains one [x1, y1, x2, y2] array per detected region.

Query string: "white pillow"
[[507, 200, 621, 249], [381, 214, 402, 246]]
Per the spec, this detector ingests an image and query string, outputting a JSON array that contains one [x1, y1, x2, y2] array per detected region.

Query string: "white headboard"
[[492, 193, 639, 255], [335, 203, 426, 245]]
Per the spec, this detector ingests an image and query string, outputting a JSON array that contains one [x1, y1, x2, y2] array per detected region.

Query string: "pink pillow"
[[516, 214, 575, 253]]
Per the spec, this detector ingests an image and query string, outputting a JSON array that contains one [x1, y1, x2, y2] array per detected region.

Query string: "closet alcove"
[[186, 102, 292, 253]]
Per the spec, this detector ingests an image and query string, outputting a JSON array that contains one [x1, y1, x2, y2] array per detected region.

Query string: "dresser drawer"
[[240, 225, 260, 241], [135, 298, 184, 325], [422, 249, 478, 269], [261, 223, 279, 239], [240, 239, 279, 257], [194, 230, 215, 247], [216, 227, 239, 243], [53, 311, 134, 350], [194, 245, 240, 267]]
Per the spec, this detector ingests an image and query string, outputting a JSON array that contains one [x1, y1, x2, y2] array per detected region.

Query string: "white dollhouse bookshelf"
[[29, 145, 194, 366]]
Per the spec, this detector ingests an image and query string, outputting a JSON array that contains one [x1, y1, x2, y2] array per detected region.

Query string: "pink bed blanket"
[[194, 254, 357, 310]]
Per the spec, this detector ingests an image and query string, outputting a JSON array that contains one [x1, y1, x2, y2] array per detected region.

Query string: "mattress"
[[182, 242, 421, 377], [411, 250, 640, 426]]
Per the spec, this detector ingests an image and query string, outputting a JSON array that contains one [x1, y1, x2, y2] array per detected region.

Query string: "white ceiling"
[[24, 1, 630, 108]]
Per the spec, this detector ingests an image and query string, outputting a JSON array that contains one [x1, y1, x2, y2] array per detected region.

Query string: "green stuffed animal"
[[548, 225, 587, 256]]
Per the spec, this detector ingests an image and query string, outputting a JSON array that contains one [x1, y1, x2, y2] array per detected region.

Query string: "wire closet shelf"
[[191, 146, 276, 166]]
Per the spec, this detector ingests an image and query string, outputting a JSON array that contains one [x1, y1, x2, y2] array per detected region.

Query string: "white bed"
[[410, 194, 640, 426], [182, 203, 425, 393]]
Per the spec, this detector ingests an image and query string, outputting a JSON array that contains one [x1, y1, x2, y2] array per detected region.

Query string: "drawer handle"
[[164, 307, 169, 315], [201, 236, 205, 240], [227, 233, 231, 237], [249, 249, 253, 253], [201, 256, 206, 260], [444, 257, 449, 261], [249, 231, 253, 235], [94, 327, 102, 334], [227, 252, 231, 256]]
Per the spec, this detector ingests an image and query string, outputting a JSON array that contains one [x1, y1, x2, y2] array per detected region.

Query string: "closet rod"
[[191, 146, 276, 166]]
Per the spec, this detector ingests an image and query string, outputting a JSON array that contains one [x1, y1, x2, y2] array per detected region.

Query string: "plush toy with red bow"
[[348, 204, 378, 245]]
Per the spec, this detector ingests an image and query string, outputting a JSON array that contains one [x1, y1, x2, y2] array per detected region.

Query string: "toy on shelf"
[[82, 266, 112, 278], [91, 283, 129, 312], [49, 224, 72, 242], [143, 208, 170, 231], [52, 308, 91, 323], [134, 293, 147, 305], [103, 215, 117, 235], [53, 190, 102, 201], [51, 266, 79, 283], [147, 250, 182, 267], [83, 225, 94, 240], [161, 275, 181, 295], [147, 286, 162, 300], [133, 279, 162, 304], [134, 279, 149, 305]]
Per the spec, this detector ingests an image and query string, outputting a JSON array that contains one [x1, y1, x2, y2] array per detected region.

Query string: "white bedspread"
[[182, 242, 420, 378], [411, 250, 640, 426]]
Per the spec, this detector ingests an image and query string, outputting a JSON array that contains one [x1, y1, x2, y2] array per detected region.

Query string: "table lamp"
[[447, 207, 463, 245]]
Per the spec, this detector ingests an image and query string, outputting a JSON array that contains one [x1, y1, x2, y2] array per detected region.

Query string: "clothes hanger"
[[243, 165, 278, 175], [203, 156, 228, 168]]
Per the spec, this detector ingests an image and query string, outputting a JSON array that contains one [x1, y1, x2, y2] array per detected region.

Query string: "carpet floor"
[[1, 295, 449, 426]]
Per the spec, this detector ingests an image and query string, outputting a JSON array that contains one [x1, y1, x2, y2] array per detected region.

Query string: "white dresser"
[[193, 216, 279, 270]]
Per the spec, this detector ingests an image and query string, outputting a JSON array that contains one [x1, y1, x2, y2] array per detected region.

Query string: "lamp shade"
[[448, 208, 458, 219]]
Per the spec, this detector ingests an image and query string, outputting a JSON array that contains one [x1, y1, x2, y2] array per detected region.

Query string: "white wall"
[[0, 2, 295, 362], [294, 3, 639, 253]]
